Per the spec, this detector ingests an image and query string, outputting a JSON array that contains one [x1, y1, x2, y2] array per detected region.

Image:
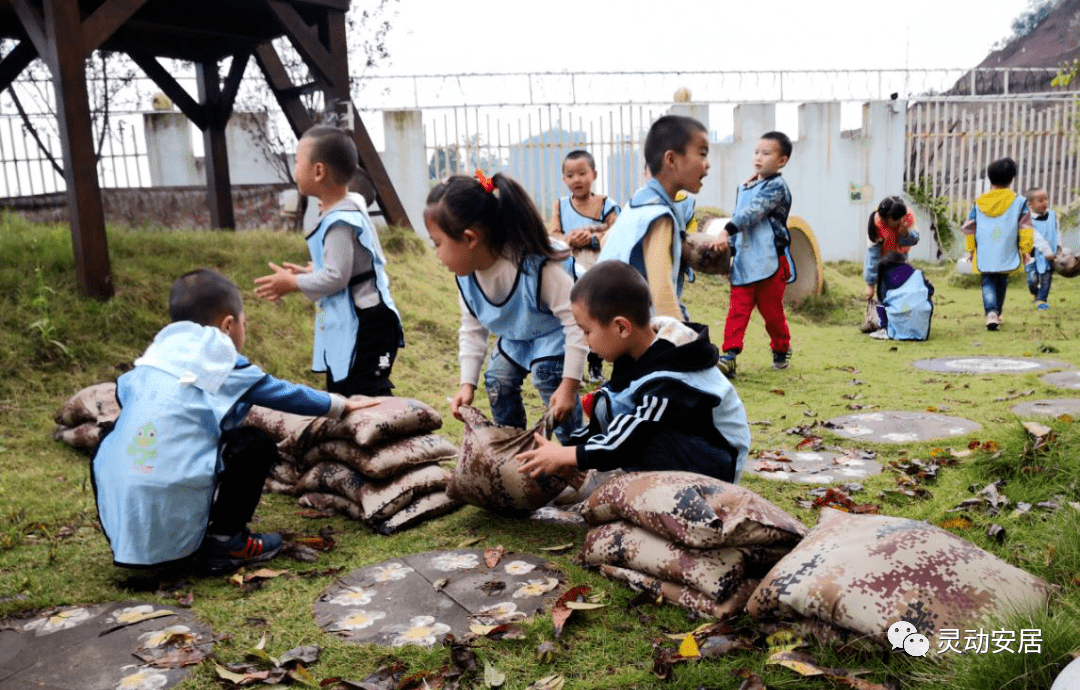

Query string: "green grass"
[[2, 210, 1080, 689]]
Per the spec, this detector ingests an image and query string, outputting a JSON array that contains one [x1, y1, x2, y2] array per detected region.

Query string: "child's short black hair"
[[571, 260, 651, 328], [301, 125, 358, 187], [877, 195, 907, 221], [169, 269, 244, 326], [761, 131, 793, 159], [564, 150, 596, 170], [643, 115, 707, 176], [987, 157, 1018, 187]]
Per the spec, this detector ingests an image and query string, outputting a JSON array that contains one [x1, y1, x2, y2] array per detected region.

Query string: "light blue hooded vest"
[[730, 179, 796, 286], [882, 269, 934, 341], [558, 196, 619, 232], [974, 196, 1027, 273], [306, 208, 402, 382], [1033, 211, 1059, 274], [592, 367, 751, 483], [456, 254, 571, 370], [598, 179, 686, 301], [92, 322, 266, 566]]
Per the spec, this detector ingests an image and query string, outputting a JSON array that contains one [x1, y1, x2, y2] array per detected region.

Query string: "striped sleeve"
[[576, 393, 672, 471]]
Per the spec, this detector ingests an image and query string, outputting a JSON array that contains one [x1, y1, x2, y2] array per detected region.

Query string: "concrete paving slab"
[[1011, 399, 1080, 418], [314, 549, 562, 647], [747, 451, 883, 484], [0, 602, 211, 690], [1042, 371, 1080, 391], [913, 356, 1072, 374], [825, 411, 981, 443]]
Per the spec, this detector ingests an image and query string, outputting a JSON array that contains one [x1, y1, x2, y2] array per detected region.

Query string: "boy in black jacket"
[[516, 260, 751, 484]]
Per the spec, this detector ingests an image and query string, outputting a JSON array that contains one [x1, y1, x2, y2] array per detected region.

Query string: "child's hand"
[[254, 262, 300, 302], [864, 284, 875, 300], [548, 378, 579, 423], [566, 229, 592, 249], [712, 229, 730, 252], [282, 261, 313, 275], [450, 384, 475, 421], [343, 397, 381, 415], [516, 434, 577, 478]]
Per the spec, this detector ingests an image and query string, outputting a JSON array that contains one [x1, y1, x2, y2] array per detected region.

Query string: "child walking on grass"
[[1025, 186, 1060, 310], [426, 171, 585, 444]]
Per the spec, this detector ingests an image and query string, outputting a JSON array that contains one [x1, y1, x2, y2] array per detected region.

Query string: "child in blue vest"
[[255, 125, 403, 396], [598, 115, 711, 321], [873, 251, 935, 341], [711, 132, 796, 377], [426, 171, 585, 443], [92, 269, 368, 573], [961, 157, 1034, 331], [1024, 187, 1060, 310], [515, 260, 751, 484], [551, 149, 621, 382]]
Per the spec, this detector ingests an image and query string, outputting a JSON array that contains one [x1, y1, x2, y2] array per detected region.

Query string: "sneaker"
[[985, 311, 1000, 331], [717, 351, 737, 378], [1037, 301, 1050, 311], [197, 530, 283, 575], [868, 328, 890, 340], [772, 350, 792, 369]]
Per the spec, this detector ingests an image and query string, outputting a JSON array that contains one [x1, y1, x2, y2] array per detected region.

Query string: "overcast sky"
[[373, 0, 1034, 74]]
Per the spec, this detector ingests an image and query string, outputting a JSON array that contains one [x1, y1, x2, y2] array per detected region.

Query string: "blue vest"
[[730, 179, 796, 286], [974, 196, 1027, 273], [456, 254, 571, 369], [559, 196, 619, 232], [1033, 212, 1059, 274], [592, 367, 751, 483], [882, 269, 934, 341], [598, 179, 685, 301], [92, 323, 266, 566], [306, 208, 403, 382]]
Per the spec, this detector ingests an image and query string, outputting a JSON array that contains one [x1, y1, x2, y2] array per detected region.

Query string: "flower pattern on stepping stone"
[[431, 552, 479, 571], [327, 586, 377, 607], [23, 606, 96, 635], [106, 604, 159, 625], [384, 615, 451, 647], [474, 601, 523, 623], [137, 624, 192, 649], [115, 667, 169, 690], [371, 563, 414, 582], [512, 578, 557, 598], [503, 560, 536, 575], [329, 609, 386, 632]]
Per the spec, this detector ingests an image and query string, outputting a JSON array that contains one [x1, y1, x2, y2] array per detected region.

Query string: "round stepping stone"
[[747, 451, 883, 484], [826, 411, 981, 443], [1042, 370, 1080, 390], [314, 549, 562, 647], [913, 356, 1072, 374], [0, 602, 211, 690], [1011, 399, 1080, 418]]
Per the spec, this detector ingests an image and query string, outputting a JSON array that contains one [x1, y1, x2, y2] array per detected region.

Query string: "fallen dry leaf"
[[552, 585, 591, 639], [457, 535, 485, 548], [538, 543, 575, 553], [484, 546, 506, 569]]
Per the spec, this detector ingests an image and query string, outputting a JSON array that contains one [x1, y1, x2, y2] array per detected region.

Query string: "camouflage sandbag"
[[583, 520, 748, 601], [360, 464, 452, 521], [245, 397, 443, 455], [747, 508, 1056, 648], [1054, 247, 1080, 278], [55, 382, 119, 427], [599, 564, 757, 619], [301, 433, 459, 478], [264, 458, 303, 495], [299, 492, 364, 521], [375, 491, 463, 535], [446, 406, 582, 516], [295, 461, 365, 505], [583, 471, 808, 549], [52, 422, 107, 453], [684, 232, 731, 275]]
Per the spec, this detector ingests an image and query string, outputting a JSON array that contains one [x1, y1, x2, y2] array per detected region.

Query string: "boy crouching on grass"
[[516, 260, 751, 486]]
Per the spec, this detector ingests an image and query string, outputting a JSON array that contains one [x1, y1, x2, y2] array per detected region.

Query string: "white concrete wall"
[[379, 110, 428, 238]]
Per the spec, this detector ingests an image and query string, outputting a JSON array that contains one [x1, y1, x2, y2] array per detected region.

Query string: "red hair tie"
[[474, 169, 495, 193]]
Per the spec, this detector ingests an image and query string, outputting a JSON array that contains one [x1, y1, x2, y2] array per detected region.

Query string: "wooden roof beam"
[[0, 39, 37, 92], [9, 0, 50, 70], [128, 51, 207, 130], [82, 0, 150, 53], [265, 0, 336, 90]]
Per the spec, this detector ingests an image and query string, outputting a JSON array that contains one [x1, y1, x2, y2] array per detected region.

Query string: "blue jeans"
[[484, 350, 583, 444], [1025, 262, 1053, 303], [981, 273, 1009, 315]]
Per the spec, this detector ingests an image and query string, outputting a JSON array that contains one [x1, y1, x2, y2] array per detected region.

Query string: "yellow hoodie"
[[964, 188, 1034, 273]]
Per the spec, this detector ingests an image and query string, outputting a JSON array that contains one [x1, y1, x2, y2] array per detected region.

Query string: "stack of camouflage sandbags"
[[580, 472, 808, 619], [245, 398, 462, 534], [53, 382, 120, 453]]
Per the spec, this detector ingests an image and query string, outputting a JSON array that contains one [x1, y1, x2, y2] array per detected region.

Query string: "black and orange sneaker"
[[197, 530, 283, 575]]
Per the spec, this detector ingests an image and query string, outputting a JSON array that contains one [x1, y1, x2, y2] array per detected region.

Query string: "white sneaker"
[[986, 311, 1000, 331], [869, 328, 890, 340]]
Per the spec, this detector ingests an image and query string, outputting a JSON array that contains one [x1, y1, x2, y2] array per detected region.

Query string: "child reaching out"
[[255, 125, 403, 396], [863, 196, 920, 300], [515, 260, 750, 485], [426, 171, 585, 443], [1025, 187, 1060, 310]]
